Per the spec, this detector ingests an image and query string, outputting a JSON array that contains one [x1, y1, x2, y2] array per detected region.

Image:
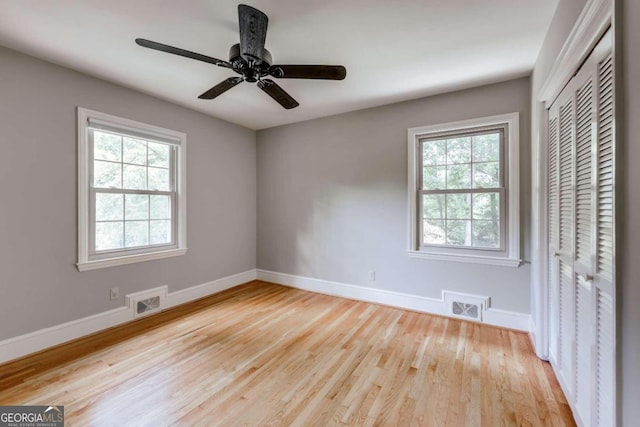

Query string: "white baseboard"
[[164, 270, 257, 308], [0, 268, 530, 364], [257, 269, 530, 332], [483, 307, 531, 331], [0, 269, 257, 364]]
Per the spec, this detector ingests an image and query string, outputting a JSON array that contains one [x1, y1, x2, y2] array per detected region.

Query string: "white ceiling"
[[0, 0, 558, 130]]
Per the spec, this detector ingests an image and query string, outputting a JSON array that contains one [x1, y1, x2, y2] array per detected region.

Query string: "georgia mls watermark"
[[0, 406, 64, 427]]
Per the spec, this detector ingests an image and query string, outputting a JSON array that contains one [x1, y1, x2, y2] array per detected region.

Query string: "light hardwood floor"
[[0, 281, 574, 426]]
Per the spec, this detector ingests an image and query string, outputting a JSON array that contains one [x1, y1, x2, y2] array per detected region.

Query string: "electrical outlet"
[[368, 270, 376, 281], [110, 287, 119, 301]]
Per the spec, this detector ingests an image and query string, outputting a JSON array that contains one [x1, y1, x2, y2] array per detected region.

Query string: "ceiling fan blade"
[[238, 4, 268, 64], [198, 77, 244, 99], [257, 79, 299, 109], [269, 65, 347, 80], [135, 38, 232, 68]]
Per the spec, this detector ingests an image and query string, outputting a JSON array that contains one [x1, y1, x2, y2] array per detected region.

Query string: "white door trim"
[[537, 0, 613, 107]]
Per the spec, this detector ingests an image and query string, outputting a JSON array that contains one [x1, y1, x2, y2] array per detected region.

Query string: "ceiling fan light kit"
[[135, 4, 346, 109]]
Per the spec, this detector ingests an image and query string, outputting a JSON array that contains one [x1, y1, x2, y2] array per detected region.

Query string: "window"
[[77, 108, 187, 271], [407, 113, 520, 266]]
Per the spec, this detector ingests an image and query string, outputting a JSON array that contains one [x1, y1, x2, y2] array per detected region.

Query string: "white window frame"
[[407, 113, 520, 267], [77, 107, 187, 271]]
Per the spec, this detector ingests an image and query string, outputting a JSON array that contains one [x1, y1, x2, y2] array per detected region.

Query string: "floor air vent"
[[443, 291, 490, 323]]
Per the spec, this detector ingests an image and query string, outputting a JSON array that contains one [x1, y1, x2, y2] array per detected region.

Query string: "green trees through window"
[[420, 131, 503, 249], [92, 130, 174, 252]]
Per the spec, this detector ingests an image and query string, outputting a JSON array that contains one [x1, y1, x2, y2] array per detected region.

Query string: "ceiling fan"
[[135, 4, 347, 109]]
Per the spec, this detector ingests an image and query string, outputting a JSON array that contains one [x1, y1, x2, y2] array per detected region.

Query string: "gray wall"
[[257, 78, 531, 313], [620, 0, 640, 423], [0, 46, 256, 340]]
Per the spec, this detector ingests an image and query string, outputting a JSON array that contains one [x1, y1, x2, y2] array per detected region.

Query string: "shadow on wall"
[[289, 138, 404, 286]]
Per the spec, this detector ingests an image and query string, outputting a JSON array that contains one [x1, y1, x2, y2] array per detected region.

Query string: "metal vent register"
[[136, 296, 160, 315], [451, 301, 479, 319]]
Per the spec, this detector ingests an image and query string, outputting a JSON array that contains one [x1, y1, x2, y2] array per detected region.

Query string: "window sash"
[[87, 128, 178, 260], [88, 189, 178, 259], [87, 118, 182, 145], [416, 126, 507, 252], [89, 129, 177, 191], [417, 188, 506, 251], [418, 127, 506, 191]]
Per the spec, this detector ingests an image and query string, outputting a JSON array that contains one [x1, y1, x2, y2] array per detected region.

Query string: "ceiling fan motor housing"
[[228, 43, 272, 82]]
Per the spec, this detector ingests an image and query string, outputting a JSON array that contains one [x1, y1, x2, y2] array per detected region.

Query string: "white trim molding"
[[77, 248, 188, 272], [0, 269, 257, 364], [76, 107, 188, 271], [407, 113, 521, 267], [256, 270, 530, 332], [0, 269, 531, 364], [537, 0, 612, 106], [407, 250, 521, 267]]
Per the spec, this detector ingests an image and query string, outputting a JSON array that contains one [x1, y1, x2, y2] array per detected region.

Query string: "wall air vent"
[[137, 296, 160, 315], [125, 285, 168, 318], [452, 301, 479, 319], [443, 291, 490, 323]]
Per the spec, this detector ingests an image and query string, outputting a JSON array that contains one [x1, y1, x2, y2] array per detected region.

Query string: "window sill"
[[77, 248, 187, 272], [407, 250, 521, 267]]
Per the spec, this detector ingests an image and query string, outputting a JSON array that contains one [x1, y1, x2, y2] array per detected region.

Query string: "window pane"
[[149, 167, 170, 191], [472, 220, 500, 248], [423, 219, 445, 244], [472, 193, 500, 221], [422, 140, 446, 166], [422, 194, 445, 219], [446, 164, 471, 189], [125, 220, 149, 248], [95, 221, 123, 251], [472, 133, 500, 162], [446, 193, 471, 219], [446, 137, 471, 164], [423, 166, 446, 190], [94, 160, 121, 188], [94, 131, 121, 162], [125, 194, 149, 220], [150, 195, 171, 220], [148, 142, 170, 168], [123, 137, 147, 165], [150, 220, 171, 245], [473, 162, 500, 188], [446, 220, 471, 246], [123, 164, 147, 190], [96, 193, 123, 221]]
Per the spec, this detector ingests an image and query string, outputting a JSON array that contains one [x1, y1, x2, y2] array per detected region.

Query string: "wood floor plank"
[[0, 281, 575, 426]]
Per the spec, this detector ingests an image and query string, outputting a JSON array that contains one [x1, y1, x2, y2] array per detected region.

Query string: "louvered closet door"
[[573, 71, 594, 427], [547, 109, 560, 363], [546, 28, 615, 427], [593, 50, 614, 427], [552, 88, 576, 397]]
